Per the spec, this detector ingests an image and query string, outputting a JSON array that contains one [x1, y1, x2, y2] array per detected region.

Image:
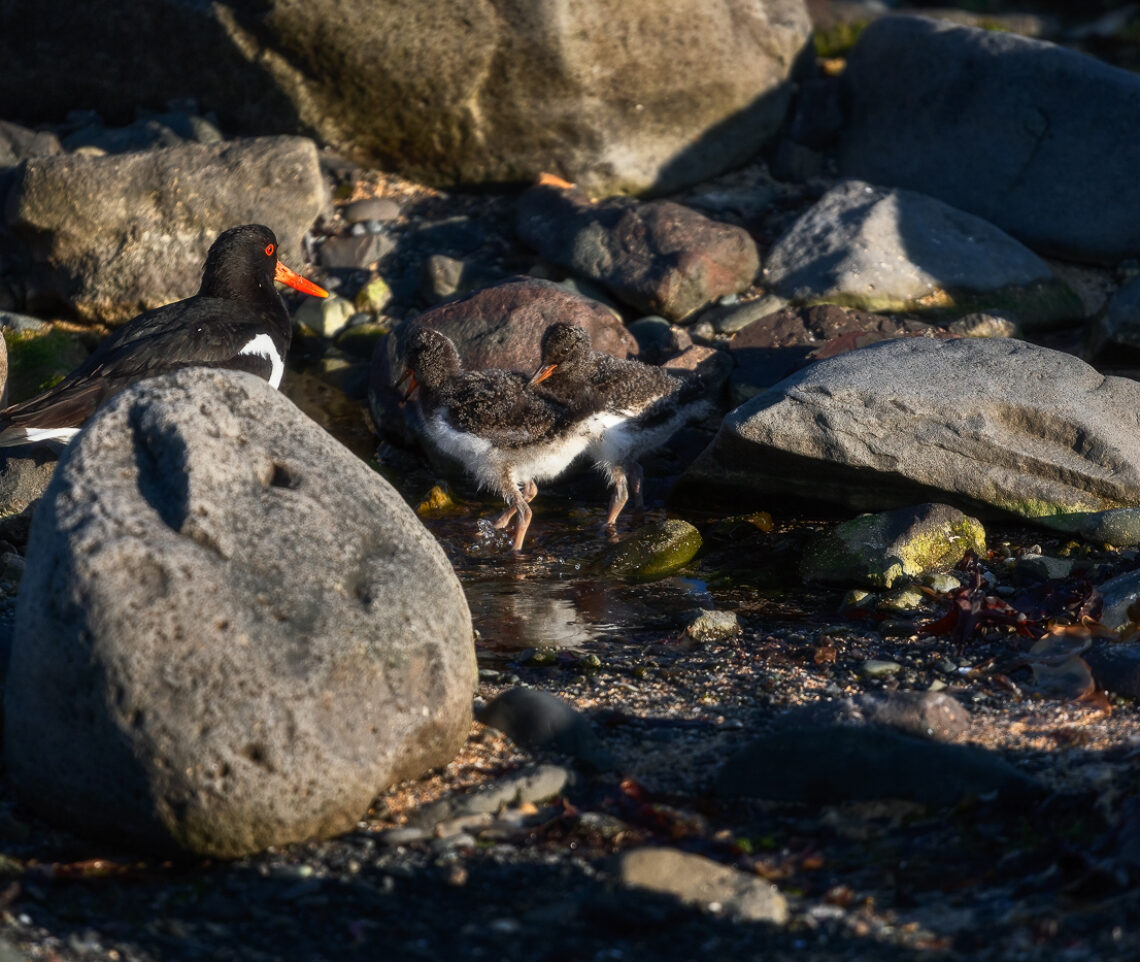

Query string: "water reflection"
[[463, 575, 710, 651]]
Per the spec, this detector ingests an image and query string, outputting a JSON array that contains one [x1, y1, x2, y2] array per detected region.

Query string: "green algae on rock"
[[799, 503, 986, 589], [596, 519, 702, 582]]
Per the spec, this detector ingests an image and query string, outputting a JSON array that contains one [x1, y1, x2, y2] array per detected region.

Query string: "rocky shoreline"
[[0, 2, 1139, 959]]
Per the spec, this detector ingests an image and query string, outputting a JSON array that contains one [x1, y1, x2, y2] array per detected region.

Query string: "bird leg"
[[628, 461, 645, 515], [493, 480, 538, 529], [605, 466, 630, 529]]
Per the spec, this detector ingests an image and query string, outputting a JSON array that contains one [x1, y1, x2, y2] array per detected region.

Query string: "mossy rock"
[[4, 325, 89, 401], [800, 503, 986, 589], [596, 519, 702, 582], [334, 321, 390, 360]]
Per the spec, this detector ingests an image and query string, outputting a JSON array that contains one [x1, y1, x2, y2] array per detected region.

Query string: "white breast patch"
[[238, 333, 285, 389]]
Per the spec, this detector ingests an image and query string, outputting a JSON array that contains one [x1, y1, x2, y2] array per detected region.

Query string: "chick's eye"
[[264, 243, 275, 257]]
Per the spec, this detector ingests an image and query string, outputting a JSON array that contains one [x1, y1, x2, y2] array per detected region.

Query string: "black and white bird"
[[400, 326, 605, 552], [0, 224, 327, 446], [530, 322, 716, 526]]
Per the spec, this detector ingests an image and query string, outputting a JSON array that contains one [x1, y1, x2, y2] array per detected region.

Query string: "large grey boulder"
[[675, 337, 1140, 523], [0, 1, 811, 196], [6, 138, 326, 322], [4, 369, 475, 858], [841, 16, 1140, 263], [763, 180, 1079, 328]]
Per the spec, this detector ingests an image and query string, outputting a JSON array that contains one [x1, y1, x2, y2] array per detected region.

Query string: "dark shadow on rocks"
[[0, 5, 306, 137], [650, 45, 815, 199], [129, 407, 189, 534]]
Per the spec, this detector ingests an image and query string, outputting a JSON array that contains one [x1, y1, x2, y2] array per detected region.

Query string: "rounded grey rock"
[[4, 369, 476, 858]]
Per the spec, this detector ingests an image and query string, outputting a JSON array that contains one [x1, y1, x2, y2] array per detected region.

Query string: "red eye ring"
[[265, 243, 275, 257]]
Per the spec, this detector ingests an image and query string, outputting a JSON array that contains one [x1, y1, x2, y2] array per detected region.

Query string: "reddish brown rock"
[[727, 304, 935, 402], [517, 184, 760, 321]]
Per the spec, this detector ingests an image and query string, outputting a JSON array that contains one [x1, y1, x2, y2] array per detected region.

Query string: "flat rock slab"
[[676, 337, 1140, 524], [841, 15, 1140, 263], [6, 137, 326, 322], [4, 369, 475, 858], [763, 180, 1078, 327], [517, 184, 760, 321]]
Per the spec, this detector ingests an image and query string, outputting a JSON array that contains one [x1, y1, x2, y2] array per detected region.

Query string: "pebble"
[[343, 197, 401, 224], [861, 659, 902, 679], [685, 609, 740, 642]]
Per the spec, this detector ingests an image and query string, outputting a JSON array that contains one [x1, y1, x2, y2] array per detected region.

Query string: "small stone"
[[476, 688, 615, 770], [344, 197, 401, 225], [294, 294, 356, 338], [685, 609, 740, 642], [617, 847, 788, 924], [861, 659, 901, 678], [876, 586, 928, 614], [319, 234, 393, 270], [353, 276, 392, 316], [378, 826, 428, 847]]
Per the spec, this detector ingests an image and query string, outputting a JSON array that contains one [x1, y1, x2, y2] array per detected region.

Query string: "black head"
[[198, 225, 327, 302], [403, 327, 462, 394], [198, 225, 281, 300]]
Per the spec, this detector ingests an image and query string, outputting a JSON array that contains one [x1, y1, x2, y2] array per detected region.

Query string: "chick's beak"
[[529, 363, 557, 386]]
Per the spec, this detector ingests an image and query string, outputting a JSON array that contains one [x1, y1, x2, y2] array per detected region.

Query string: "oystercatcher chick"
[[530, 322, 715, 527], [400, 327, 603, 553], [0, 224, 327, 446]]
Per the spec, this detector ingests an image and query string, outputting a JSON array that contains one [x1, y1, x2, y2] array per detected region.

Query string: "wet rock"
[[477, 688, 615, 771], [841, 15, 1140, 263], [677, 337, 1140, 523], [595, 520, 702, 583], [6, 138, 326, 323], [409, 763, 575, 829], [4, 368, 475, 858], [294, 294, 355, 338], [685, 609, 740, 642], [726, 304, 934, 403], [799, 503, 986, 589], [782, 691, 971, 742], [517, 183, 760, 321], [763, 180, 1079, 328], [1085, 641, 1140, 699], [368, 277, 636, 440], [715, 726, 1043, 806], [616, 847, 788, 923]]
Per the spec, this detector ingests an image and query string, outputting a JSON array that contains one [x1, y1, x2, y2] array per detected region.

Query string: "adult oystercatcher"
[[530, 322, 715, 527], [400, 326, 604, 553], [0, 224, 327, 446]]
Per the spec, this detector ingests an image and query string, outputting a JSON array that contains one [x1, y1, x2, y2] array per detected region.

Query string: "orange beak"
[[396, 367, 418, 401], [529, 363, 557, 387], [275, 260, 328, 298]]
